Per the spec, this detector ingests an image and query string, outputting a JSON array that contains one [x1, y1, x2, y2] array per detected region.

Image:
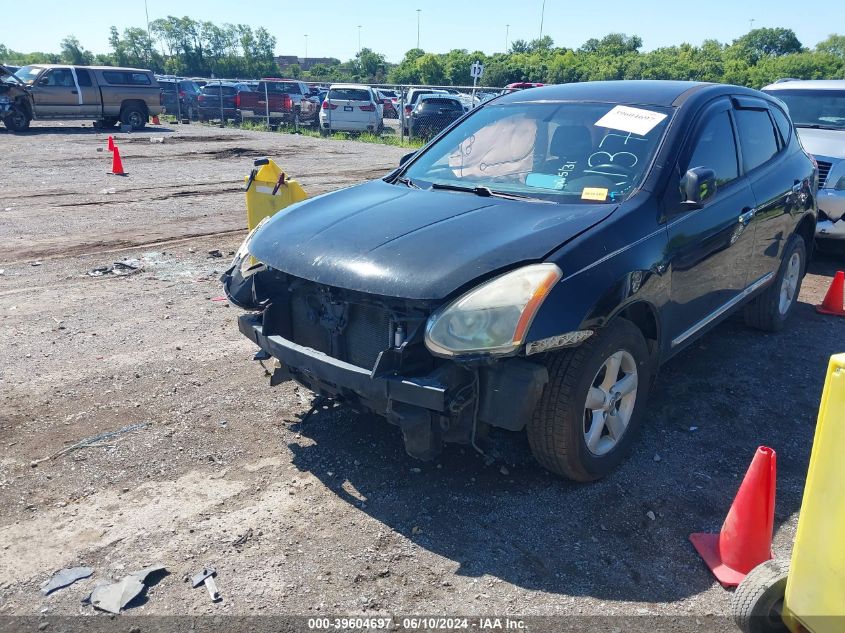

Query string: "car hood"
[[796, 127, 845, 160], [248, 179, 616, 300]]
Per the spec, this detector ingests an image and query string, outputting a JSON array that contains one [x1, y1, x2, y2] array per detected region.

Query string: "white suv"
[[319, 84, 383, 134]]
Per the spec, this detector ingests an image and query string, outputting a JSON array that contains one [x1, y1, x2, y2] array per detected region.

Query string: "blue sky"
[[3, 0, 837, 63]]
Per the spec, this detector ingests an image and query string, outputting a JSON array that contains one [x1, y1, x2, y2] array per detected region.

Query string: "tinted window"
[[686, 111, 739, 186], [420, 98, 462, 109], [734, 109, 779, 172], [75, 69, 92, 87], [264, 82, 300, 95], [179, 81, 199, 93], [328, 88, 371, 101], [769, 106, 792, 146], [160, 82, 177, 93], [102, 70, 151, 85], [201, 85, 237, 96]]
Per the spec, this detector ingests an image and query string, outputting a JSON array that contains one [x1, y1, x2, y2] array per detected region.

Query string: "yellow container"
[[244, 157, 308, 231], [782, 353, 845, 633]]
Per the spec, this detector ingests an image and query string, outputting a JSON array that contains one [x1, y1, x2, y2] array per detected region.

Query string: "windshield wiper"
[[796, 123, 843, 131], [430, 182, 548, 202], [395, 176, 420, 189]]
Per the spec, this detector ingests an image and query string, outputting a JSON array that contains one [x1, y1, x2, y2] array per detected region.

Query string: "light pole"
[[304, 34, 308, 62], [505, 24, 510, 52], [416, 9, 421, 49], [539, 0, 546, 39], [749, 18, 755, 31], [357, 25, 362, 57]]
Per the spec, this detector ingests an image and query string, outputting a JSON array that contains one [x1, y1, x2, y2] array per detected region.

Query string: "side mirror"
[[399, 151, 416, 167], [680, 167, 717, 208], [38, 77, 50, 86]]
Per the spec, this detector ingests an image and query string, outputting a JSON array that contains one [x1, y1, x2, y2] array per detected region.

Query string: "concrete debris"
[[88, 261, 142, 277], [84, 565, 167, 614], [40, 567, 93, 595], [207, 249, 223, 258], [646, 511, 656, 521]]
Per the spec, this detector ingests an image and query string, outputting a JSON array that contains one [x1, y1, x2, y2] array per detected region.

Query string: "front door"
[[665, 100, 758, 349], [31, 67, 79, 117]]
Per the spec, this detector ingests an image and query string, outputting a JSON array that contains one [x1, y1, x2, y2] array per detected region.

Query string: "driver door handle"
[[739, 207, 756, 225]]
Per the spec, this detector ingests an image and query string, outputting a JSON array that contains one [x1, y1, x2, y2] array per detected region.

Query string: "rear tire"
[[527, 318, 652, 481], [120, 105, 147, 130], [744, 234, 806, 332], [731, 560, 790, 633]]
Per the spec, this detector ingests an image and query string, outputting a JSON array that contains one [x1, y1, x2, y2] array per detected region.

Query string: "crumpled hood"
[[796, 127, 845, 160], [248, 179, 615, 300]]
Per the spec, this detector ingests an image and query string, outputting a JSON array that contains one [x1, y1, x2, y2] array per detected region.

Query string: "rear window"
[[102, 71, 152, 85], [420, 98, 462, 109], [328, 88, 371, 101], [159, 82, 177, 93], [201, 85, 237, 96], [264, 82, 301, 95]]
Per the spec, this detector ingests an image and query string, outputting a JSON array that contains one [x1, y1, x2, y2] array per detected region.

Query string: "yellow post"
[[244, 157, 308, 231], [782, 353, 845, 633]]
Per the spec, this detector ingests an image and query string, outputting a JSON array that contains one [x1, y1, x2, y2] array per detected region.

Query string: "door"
[[73, 68, 100, 117], [665, 100, 758, 349], [734, 101, 811, 284], [31, 67, 78, 117]]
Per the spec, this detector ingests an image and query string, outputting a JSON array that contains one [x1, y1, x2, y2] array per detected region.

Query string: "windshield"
[[764, 89, 845, 129], [13, 65, 42, 85], [402, 101, 672, 203]]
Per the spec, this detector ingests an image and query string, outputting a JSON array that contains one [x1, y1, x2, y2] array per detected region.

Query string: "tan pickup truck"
[[4, 64, 164, 131]]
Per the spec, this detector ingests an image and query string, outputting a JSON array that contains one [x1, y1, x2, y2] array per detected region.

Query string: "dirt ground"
[[1, 120, 844, 630]]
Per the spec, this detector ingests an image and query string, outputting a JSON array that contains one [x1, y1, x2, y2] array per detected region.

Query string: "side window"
[[769, 106, 792, 147], [44, 69, 75, 87], [734, 109, 779, 172], [686, 110, 739, 187], [75, 69, 92, 87]]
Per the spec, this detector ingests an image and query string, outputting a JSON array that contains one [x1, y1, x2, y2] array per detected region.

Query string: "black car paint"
[[224, 80, 816, 460]]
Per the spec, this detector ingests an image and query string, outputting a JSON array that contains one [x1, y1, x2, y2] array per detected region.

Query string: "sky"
[[2, 0, 838, 63]]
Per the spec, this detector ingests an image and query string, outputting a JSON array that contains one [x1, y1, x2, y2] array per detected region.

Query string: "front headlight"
[[425, 263, 562, 357], [232, 216, 270, 277]]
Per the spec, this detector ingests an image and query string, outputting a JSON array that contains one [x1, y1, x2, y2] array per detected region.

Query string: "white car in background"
[[319, 84, 383, 134]]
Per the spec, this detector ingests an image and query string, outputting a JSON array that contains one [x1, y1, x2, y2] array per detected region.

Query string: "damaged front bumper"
[[238, 311, 548, 461]]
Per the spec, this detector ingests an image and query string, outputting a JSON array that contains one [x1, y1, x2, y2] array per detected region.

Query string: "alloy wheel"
[[583, 350, 639, 456], [779, 251, 801, 315]]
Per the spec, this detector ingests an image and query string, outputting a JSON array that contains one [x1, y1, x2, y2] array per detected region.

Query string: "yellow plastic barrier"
[[782, 353, 845, 633], [244, 157, 308, 231]]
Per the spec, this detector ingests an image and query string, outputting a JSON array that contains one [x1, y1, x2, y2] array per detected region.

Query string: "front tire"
[[744, 234, 806, 332], [731, 560, 790, 633], [527, 318, 652, 481], [3, 106, 30, 132]]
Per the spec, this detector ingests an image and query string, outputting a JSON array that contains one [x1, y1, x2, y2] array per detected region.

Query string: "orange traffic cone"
[[689, 446, 776, 587], [151, 115, 161, 125], [107, 135, 114, 152], [816, 271, 845, 317], [110, 146, 126, 176]]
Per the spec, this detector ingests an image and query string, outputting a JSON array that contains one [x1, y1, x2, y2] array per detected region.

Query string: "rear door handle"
[[739, 208, 756, 224]]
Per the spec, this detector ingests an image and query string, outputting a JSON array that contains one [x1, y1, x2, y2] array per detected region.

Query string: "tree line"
[[2, 22, 844, 89]]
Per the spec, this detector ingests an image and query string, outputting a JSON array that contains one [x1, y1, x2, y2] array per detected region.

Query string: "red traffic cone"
[[107, 135, 114, 152], [689, 446, 776, 587], [816, 271, 845, 317], [151, 115, 161, 125], [110, 146, 126, 176]]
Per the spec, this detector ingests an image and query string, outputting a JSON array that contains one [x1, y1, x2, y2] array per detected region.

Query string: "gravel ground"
[[1, 120, 843, 631]]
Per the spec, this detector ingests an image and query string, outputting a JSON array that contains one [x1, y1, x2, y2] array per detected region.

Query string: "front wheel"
[[731, 560, 790, 633], [3, 106, 30, 132], [527, 318, 652, 481], [744, 234, 806, 331]]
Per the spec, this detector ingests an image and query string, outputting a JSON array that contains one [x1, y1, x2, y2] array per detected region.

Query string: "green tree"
[[60, 36, 93, 65], [731, 28, 803, 64], [816, 34, 845, 58], [416, 53, 446, 85]]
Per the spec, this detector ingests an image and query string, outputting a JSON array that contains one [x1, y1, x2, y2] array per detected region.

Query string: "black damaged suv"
[[223, 81, 817, 481]]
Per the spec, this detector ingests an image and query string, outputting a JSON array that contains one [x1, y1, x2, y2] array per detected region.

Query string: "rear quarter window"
[[769, 106, 792, 147]]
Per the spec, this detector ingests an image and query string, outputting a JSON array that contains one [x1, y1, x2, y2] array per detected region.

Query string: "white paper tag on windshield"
[[594, 105, 667, 136]]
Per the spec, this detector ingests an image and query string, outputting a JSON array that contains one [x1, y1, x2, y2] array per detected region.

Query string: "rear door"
[[665, 98, 759, 349], [733, 98, 814, 284]]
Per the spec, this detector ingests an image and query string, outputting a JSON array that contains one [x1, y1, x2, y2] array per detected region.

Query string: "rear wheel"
[[120, 105, 147, 130], [744, 234, 806, 331], [527, 318, 652, 481], [731, 560, 790, 633]]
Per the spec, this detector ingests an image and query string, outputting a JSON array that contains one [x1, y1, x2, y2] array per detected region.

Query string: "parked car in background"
[[401, 87, 448, 130], [6, 64, 163, 131], [408, 94, 464, 138], [239, 79, 319, 125], [197, 82, 252, 123], [319, 84, 383, 134], [157, 77, 201, 120], [223, 80, 817, 480], [376, 89, 398, 118], [763, 80, 845, 247]]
